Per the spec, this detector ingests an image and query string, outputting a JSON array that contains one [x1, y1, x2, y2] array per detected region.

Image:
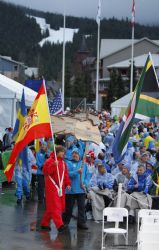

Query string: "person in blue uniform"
[[63, 148, 89, 230], [36, 141, 50, 203], [14, 147, 36, 204]]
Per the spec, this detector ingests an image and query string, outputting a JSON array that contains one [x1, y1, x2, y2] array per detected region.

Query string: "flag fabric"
[[135, 54, 159, 121], [25, 79, 43, 92], [13, 89, 26, 141], [131, 0, 135, 27], [12, 90, 29, 172], [4, 81, 52, 182], [96, 0, 101, 25], [48, 91, 63, 116], [112, 53, 159, 163]]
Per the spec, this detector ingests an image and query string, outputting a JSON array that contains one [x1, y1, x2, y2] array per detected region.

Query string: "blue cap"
[[127, 141, 133, 148], [72, 148, 79, 155], [122, 161, 131, 171], [94, 159, 102, 166]]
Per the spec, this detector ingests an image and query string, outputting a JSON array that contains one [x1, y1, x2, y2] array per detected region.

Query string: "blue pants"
[[15, 167, 30, 199]]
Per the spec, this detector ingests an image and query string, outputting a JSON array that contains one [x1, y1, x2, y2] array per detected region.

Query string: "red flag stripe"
[[132, 0, 135, 25]]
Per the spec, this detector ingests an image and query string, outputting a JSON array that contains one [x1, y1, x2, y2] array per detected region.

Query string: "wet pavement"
[[0, 186, 137, 250]]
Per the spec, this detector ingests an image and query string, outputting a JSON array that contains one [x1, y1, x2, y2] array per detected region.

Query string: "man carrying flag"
[[112, 53, 159, 163], [13, 90, 36, 204]]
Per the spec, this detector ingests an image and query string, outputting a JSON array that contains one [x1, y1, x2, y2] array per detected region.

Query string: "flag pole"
[[43, 79, 58, 162], [62, 11, 66, 112], [95, 0, 101, 111], [130, 24, 134, 93], [130, 0, 135, 93], [96, 22, 100, 111]]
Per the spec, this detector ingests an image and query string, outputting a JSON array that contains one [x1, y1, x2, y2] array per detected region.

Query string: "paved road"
[[0, 187, 137, 250]]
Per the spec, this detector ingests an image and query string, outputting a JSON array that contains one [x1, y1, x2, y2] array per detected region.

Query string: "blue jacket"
[[127, 173, 152, 194], [89, 171, 114, 190], [66, 160, 89, 194], [36, 150, 47, 175]]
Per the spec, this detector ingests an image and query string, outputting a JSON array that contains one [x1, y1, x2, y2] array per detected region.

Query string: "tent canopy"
[[0, 74, 37, 138], [111, 93, 133, 117], [0, 74, 37, 106]]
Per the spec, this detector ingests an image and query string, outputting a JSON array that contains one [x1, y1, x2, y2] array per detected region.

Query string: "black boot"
[[17, 198, 22, 205], [41, 225, 51, 231], [58, 224, 68, 233]]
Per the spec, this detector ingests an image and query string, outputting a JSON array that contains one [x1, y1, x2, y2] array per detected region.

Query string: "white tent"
[[0, 74, 37, 138], [111, 93, 133, 117]]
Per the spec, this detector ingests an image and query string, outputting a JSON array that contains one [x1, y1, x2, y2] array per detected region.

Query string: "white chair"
[[139, 242, 159, 250], [101, 207, 128, 250], [137, 209, 159, 250], [137, 209, 159, 234]]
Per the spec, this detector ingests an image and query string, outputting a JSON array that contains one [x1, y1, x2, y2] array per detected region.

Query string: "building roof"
[[0, 55, 25, 66], [100, 37, 159, 59], [107, 54, 159, 69]]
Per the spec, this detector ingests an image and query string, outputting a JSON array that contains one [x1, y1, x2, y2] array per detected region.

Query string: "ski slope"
[[28, 15, 79, 46]]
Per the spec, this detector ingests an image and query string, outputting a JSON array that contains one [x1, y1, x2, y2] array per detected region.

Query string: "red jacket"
[[43, 152, 71, 212]]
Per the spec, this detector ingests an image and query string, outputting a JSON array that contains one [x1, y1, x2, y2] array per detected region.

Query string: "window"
[[121, 69, 127, 76], [14, 65, 18, 71]]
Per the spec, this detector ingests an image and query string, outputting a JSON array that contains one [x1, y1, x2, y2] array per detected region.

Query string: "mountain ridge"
[[1, 1, 159, 81]]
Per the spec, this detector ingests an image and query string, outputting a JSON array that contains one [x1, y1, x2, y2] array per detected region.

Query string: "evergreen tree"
[[116, 72, 127, 98], [106, 69, 118, 108], [65, 64, 72, 97], [1, 1, 159, 83], [128, 60, 137, 91]]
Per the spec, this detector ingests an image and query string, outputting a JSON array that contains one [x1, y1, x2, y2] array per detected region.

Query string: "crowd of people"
[[1, 110, 159, 233]]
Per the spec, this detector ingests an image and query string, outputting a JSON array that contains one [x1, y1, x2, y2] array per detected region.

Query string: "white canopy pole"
[[95, 0, 101, 111]]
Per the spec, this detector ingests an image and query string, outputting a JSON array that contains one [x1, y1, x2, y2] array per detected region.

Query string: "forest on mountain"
[[0, 1, 159, 104]]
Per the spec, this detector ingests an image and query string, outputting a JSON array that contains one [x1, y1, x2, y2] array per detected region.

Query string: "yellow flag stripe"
[[4, 164, 12, 173], [16, 94, 50, 143], [140, 94, 159, 105], [146, 60, 152, 71]]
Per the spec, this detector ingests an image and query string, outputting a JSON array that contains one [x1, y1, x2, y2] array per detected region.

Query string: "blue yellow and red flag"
[[13, 89, 29, 173], [13, 89, 26, 141], [4, 82, 52, 182]]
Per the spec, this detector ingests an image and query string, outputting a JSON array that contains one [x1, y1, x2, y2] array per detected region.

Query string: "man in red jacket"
[[41, 146, 71, 232]]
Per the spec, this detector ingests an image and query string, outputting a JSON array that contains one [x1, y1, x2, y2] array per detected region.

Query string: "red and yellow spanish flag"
[[4, 82, 52, 182]]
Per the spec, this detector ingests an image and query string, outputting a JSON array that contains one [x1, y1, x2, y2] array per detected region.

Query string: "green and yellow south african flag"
[[135, 53, 159, 121], [113, 53, 159, 163]]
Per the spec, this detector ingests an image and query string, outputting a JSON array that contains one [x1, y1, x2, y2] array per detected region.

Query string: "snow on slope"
[[28, 15, 79, 46]]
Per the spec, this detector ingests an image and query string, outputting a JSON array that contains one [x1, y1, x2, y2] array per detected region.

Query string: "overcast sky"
[[4, 0, 159, 25]]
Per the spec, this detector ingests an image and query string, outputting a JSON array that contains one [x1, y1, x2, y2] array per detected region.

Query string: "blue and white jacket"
[[89, 171, 114, 190], [66, 159, 89, 194], [36, 150, 48, 175], [127, 173, 152, 194]]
